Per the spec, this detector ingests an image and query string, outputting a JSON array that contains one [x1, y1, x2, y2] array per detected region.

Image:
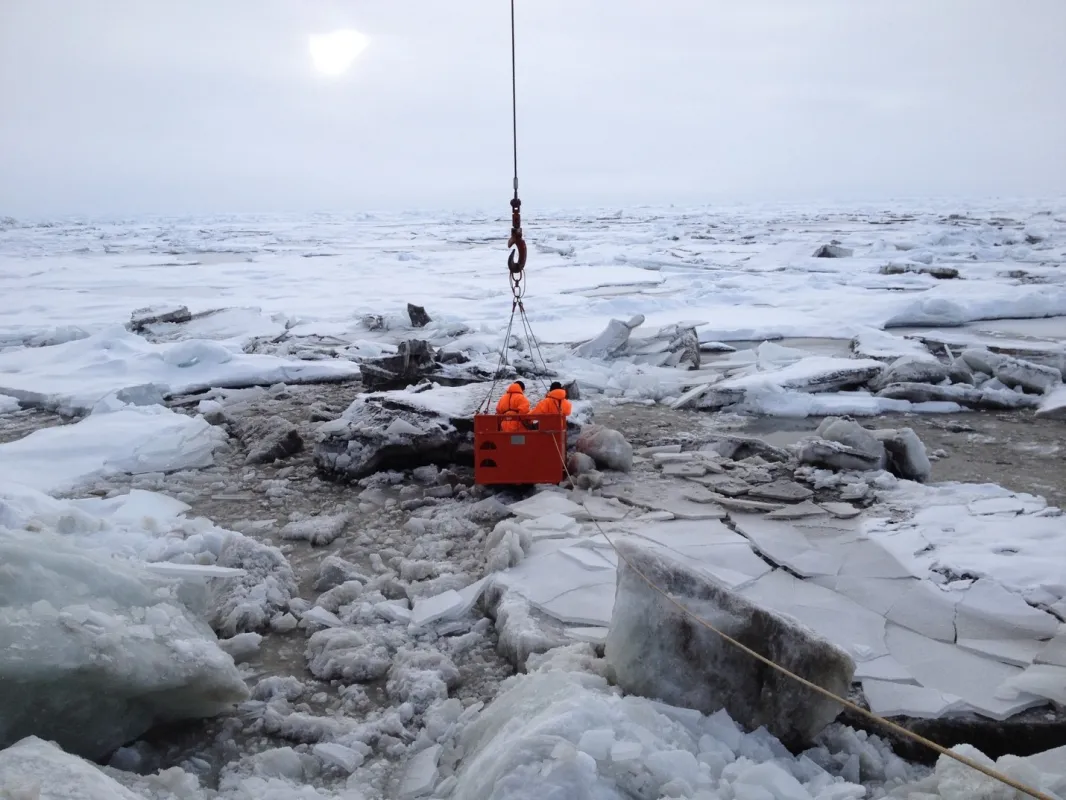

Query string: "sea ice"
[[0, 404, 224, 493]]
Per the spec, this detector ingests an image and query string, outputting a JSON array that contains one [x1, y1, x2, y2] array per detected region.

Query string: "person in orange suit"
[[532, 381, 572, 417], [496, 380, 530, 432]]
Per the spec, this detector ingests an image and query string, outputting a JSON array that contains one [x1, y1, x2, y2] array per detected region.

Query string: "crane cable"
[[481, 0, 541, 413]]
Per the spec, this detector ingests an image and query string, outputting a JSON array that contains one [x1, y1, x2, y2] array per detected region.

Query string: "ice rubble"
[[0, 393, 19, 413], [0, 532, 248, 760], [0, 403, 225, 493], [0, 326, 360, 414], [473, 477, 1066, 720]]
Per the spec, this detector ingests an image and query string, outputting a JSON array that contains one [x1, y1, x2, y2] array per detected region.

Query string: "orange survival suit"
[[496, 381, 530, 432], [531, 384, 572, 417]]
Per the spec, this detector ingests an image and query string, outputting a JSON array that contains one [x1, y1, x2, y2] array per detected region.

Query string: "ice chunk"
[[539, 582, 615, 627], [0, 326, 360, 414], [218, 631, 263, 663], [577, 728, 615, 760], [998, 663, 1066, 705], [0, 534, 249, 760], [313, 742, 365, 773], [1036, 385, 1066, 419], [509, 492, 583, 519], [301, 605, 344, 628], [955, 579, 1061, 640], [610, 741, 643, 762], [861, 680, 964, 719], [735, 761, 814, 800], [280, 512, 350, 545], [956, 638, 1044, 667], [410, 589, 465, 629], [141, 562, 245, 579], [0, 404, 224, 494], [575, 425, 634, 472], [400, 744, 441, 798], [606, 541, 855, 749], [0, 736, 145, 800], [376, 600, 413, 624]]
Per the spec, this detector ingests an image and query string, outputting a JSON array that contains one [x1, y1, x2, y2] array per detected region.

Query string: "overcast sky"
[[1, 0, 1063, 217]]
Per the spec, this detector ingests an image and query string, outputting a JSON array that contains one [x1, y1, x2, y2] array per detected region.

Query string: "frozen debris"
[[466, 496, 514, 525], [850, 329, 936, 363], [876, 381, 1042, 410], [625, 322, 701, 369], [400, 743, 442, 798], [315, 580, 364, 614], [238, 414, 303, 465], [487, 590, 571, 669], [0, 534, 249, 760], [820, 502, 861, 519], [314, 554, 370, 592], [218, 631, 263, 663], [873, 427, 931, 483], [280, 512, 350, 546], [301, 605, 345, 629], [313, 741, 366, 773], [410, 589, 466, 629], [606, 541, 855, 750], [880, 262, 959, 279], [566, 451, 597, 475], [313, 382, 485, 480], [128, 304, 193, 332], [813, 243, 854, 258], [575, 425, 633, 472], [358, 338, 485, 392], [209, 535, 297, 636], [376, 600, 413, 624], [700, 434, 792, 463], [797, 437, 883, 474], [509, 491, 583, 519], [961, 347, 1063, 394], [680, 357, 885, 411], [947, 356, 975, 384], [896, 743, 1066, 800], [572, 314, 699, 368], [573, 315, 644, 358], [0, 736, 147, 800], [869, 355, 948, 391], [1037, 385, 1066, 419], [747, 480, 814, 503], [766, 500, 829, 519], [305, 627, 392, 682], [407, 302, 432, 328], [387, 649, 461, 712]]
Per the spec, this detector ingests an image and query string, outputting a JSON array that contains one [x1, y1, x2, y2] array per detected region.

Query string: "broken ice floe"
[[0, 326, 361, 415], [448, 478, 1066, 722]]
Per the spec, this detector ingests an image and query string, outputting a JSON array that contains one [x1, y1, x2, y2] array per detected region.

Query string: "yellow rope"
[[547, 435, 1056, 800]]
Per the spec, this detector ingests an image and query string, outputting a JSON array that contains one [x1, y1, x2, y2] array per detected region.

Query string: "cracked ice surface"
[[486, 480, 1066, 721]]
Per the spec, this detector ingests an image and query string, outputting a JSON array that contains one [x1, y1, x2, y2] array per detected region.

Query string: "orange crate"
[[473, 413, 567, 485]]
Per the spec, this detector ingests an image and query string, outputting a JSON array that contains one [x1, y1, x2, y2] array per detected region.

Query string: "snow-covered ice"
[[0, 326, 360, 414], [0, 404, 224, 493], [1, 202, 1065, 799]]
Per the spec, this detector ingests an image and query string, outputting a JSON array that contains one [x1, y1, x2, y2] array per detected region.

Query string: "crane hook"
[[507, 196, 527, 276]]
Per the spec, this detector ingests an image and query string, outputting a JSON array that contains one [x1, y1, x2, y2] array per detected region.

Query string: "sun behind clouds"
[[308, 29, 369, 77]]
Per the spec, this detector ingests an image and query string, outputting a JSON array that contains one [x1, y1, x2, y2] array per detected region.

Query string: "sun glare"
[[308, 29, 368, 77]]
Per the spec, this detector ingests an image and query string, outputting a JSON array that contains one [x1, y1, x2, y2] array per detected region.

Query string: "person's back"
[[532, 382, 572, 417], [495, 381, 530, 432]]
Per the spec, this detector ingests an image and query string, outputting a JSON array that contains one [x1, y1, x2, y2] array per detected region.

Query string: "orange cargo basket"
[[473, 413, 567, 485]]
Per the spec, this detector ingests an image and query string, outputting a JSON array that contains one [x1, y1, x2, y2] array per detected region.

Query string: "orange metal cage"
[[473, 413, 567, 485]]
